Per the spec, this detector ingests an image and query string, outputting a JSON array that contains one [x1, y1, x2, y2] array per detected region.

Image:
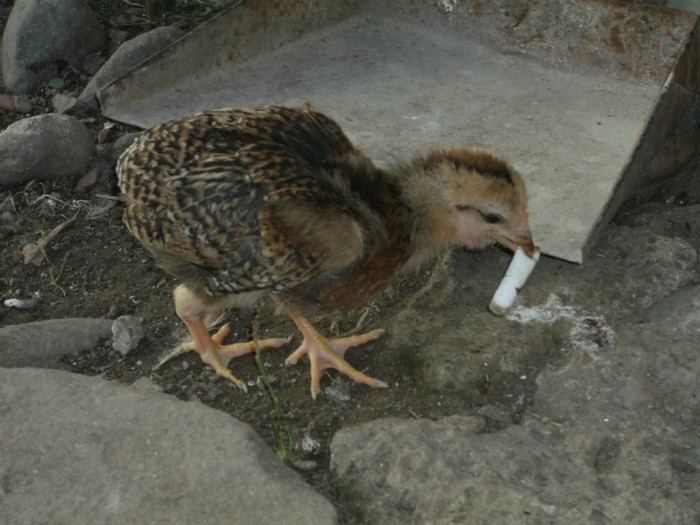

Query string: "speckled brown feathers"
[[118, 104, 536, 315], [117, 104, 412, 313]]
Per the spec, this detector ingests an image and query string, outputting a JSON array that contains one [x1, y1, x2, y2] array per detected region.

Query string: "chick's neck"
[[393, 163, 457, 270]]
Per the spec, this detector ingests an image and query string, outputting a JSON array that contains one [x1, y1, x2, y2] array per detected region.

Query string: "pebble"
[[301, 433, 322, 455], [112, 132, 140, 162], [111, 315, 144, 355], [289, 458, 318, 471], [48, 77, 65, 89], [82, 52, 106, 75], [323, 383, 352, 403], [0, 94, 32, 112], [52, 93, 78, 113], [4, 291, 40, 309], [107, 304, 120, 319]]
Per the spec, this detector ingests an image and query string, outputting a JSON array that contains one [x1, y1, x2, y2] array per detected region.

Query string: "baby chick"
[[117, 104, 536, 398]]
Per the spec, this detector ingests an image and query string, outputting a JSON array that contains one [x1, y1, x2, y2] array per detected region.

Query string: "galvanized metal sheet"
[[100, 0, 699, 263]]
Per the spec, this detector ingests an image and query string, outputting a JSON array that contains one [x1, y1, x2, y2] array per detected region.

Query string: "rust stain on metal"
[[603, 25, 625, 54]]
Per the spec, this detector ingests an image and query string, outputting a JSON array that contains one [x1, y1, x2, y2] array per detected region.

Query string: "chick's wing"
[[119, 106, 368, 297]]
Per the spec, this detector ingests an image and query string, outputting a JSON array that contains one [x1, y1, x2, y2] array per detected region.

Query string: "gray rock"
[[392, 304, 561, 395], [0, 368, 338, 525], [0, 113, 94, 187], [0, 318, 113, 367], [646, 285, 700, 333], [51, 93, 78, 113], [331, 323, 698, 524], [112, 131, 140, 162], [80, 25, 185, 109], [11, 95, 32, 112], [619, 233, 697, 305], [48, 77, 65, 89], [111, 315, 144, 355], [0, 93, 32, 112], [624, 202, 700, 253], [1, 0, 105, 94], [590, 229, 698, 313]]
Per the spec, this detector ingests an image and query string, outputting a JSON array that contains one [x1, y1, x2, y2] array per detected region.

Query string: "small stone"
[[74, 168, 98, 192], [111, 315, 143, 355], [323, 383, 352, 402], [107, 304, 120, 319], [477, 404, 511, 424], [289, 458, 318, 471], [201, 386, 224, 403], [108, 29, 129, 49], [52, 93, 77, 113], [48, 77, 65, 89], [301, 433, 322, 455], [0, 94, 32, 112], [12, 95, 32, 112], [112, 132, 140, 162], [0, 94, 15, 110]]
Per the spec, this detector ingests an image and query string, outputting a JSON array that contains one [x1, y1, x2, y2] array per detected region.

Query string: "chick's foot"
[[285, 312, 388, 399], [181, 319, 289, 392]]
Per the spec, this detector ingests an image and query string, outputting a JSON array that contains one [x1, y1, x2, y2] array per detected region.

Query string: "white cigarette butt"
[[489, 248, 540, 315]]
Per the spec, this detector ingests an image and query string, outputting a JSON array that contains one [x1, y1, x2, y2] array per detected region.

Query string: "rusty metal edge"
[[584, 16, 700, 257], [99, 0, 362, 124]]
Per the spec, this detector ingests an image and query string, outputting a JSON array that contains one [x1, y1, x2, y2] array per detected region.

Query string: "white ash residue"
[[506, 292, 616, 352]]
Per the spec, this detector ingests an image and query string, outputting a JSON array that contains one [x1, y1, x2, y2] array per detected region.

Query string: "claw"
[[285, 310, 387, 399]]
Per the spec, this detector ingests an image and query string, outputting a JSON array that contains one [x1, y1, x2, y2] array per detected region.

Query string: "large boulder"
[[0, 368, 338, 524], [0, 114, 94, 187], [1, 0, 105, 94], [331, 323, 699, 524]]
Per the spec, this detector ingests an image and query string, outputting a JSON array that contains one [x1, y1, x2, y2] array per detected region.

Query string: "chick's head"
[[412, 147, 536, 256]]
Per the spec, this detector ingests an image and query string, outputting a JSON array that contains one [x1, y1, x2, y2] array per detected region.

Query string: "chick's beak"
[[498, 212, 538, 257], [497, 232, 536, 257], [514, 232, 537, 257]]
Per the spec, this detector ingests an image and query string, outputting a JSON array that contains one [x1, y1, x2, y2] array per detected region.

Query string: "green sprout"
[[252, 319, 293, 461]]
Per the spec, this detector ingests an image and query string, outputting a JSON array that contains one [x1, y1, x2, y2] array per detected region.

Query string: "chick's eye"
[[481, 212, 505, 225], [455, 205, 505, 225]]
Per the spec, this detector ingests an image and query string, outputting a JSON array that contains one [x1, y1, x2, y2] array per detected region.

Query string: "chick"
[[117, 104, 536, 398]]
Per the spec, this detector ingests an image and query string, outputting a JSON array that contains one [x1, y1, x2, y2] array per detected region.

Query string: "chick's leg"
[[181, 322, 288, 364], [174, 285, 288, 392], [284, 308, 388, 399]]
